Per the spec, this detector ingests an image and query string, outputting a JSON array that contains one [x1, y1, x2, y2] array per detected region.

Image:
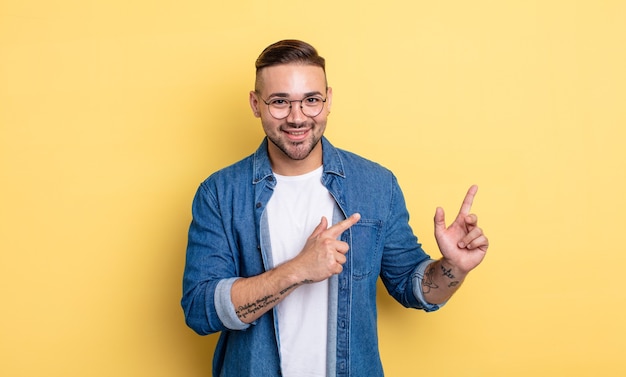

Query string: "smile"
[[282, 128, 311, 141]]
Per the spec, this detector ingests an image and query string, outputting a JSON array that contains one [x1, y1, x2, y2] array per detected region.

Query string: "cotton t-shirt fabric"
[[267, 166, 335, 377]]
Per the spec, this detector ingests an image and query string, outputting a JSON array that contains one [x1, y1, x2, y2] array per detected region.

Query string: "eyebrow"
[[266, 91, 324, 99]]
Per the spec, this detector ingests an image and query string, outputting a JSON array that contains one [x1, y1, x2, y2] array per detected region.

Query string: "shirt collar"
[[252, 136, 346, 184]]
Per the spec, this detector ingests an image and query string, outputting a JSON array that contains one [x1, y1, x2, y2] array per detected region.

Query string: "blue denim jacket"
[[182, 137, 441, 376]]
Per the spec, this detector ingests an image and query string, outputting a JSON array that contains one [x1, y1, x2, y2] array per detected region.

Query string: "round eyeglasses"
[[259, 94, 327, 120]]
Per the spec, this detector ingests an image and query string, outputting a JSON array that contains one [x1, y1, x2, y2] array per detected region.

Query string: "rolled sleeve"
[[412, 259, 446, 312], [215, 278, 251, 331]]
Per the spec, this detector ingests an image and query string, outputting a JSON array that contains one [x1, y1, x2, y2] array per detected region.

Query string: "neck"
[[267, 141, 323, 176]]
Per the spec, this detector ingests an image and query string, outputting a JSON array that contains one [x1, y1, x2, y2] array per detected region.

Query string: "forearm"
[[421, 258, 468, 305], [231, 262, 311, 324], [230, 214, 358, 324]]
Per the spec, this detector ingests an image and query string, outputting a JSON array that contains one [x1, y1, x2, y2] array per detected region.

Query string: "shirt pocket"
[[348, 220, 383, 280]]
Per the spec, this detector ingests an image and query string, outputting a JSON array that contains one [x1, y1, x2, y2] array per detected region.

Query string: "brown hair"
[[255, 39, 326, 91]]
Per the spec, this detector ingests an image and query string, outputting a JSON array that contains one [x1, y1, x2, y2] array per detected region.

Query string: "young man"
[[181, 39, 489, 377]]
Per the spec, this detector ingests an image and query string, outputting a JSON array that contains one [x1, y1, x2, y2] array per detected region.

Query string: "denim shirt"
[[181, 137, 442, 377]]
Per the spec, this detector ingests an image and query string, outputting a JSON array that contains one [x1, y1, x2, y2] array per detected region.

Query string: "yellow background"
[[1, 1, 625, 376]]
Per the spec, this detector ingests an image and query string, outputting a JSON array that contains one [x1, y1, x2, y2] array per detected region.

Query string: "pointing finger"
[[325, 213, 361, 239], [458, 185, 478, 216]]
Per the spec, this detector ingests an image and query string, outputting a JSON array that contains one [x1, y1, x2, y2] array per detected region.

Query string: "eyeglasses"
[[259, 94, 327, 119]]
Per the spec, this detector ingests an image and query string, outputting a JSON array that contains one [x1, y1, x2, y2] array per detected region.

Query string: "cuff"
[[412, 259, 447, 312], [214, 278, 251, 331]]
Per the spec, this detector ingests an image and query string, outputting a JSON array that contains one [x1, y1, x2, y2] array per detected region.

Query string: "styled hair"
[[254, 39, 326, 91]]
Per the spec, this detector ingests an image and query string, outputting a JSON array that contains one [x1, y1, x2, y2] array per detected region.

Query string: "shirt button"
[[256, 202, 262, 208]]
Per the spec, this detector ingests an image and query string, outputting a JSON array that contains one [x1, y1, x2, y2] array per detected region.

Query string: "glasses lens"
[[301, 97, 324, 117], [267, 99, 290, 119], [269, 106, 289, 119]]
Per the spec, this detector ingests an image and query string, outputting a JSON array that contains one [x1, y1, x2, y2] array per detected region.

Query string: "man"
[[181, 39, 489, 377]]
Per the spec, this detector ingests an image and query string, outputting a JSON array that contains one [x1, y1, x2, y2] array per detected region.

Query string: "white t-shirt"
[[267, 166, 335, 377]]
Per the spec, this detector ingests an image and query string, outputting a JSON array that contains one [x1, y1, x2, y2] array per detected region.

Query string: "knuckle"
[[322, 238, 335, 247]]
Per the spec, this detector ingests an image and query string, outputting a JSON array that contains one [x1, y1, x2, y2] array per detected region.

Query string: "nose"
[[286, 100, 306, 124]]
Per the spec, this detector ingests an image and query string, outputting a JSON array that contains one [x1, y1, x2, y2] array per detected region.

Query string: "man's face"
[[250, 64, 332, 165]]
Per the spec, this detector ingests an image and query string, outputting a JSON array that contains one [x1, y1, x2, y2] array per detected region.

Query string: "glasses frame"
[[258, 93, 328, 120]]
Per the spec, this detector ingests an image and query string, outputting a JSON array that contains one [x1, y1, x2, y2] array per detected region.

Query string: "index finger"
[[458, 185, 478, 216], [325, 213, 361, 238]]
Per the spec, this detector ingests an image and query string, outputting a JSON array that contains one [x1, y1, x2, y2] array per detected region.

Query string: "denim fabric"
[[181, 137, 441, 377]]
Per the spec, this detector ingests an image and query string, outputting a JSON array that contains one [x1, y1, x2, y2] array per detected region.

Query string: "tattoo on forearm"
[[423, 265, 461, 294], [236, 279, 313, 320], [422, 266, 438, 294], [236, 294, 279, 319], [440, 265, 460, 288], [280, 283, 299, 295], [279, 279, 313, 295], [440, 265, 455, 279]]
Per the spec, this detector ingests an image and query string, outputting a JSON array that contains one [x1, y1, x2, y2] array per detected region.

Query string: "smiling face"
[[250, 63, 332, 175]]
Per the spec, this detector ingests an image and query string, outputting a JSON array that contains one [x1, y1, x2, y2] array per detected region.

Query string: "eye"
[[269, 98, 289, 107], [304, 96, 323, 105]]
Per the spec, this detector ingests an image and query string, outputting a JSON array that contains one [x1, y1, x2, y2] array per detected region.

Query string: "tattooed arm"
[[230, 265, 310, 323], [231, 214, 360, 324], [423, 186, 489, 304], [421, 259, 468, 304]]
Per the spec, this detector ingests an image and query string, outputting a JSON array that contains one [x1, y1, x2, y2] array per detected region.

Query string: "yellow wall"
[[1, 1, 625, 376]]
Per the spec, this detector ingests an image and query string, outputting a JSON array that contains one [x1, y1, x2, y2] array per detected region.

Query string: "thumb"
[[434, 207, 446, 235], [310, 216, 329, 238]]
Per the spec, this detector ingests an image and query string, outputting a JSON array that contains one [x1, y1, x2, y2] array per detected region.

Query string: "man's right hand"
[[291, 213, 361, 282], [231, 213, 361, 324]]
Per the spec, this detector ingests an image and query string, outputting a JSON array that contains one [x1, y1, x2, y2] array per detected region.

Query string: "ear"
[[326, 87, 333, 113], [249, 91, 261, 118]]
